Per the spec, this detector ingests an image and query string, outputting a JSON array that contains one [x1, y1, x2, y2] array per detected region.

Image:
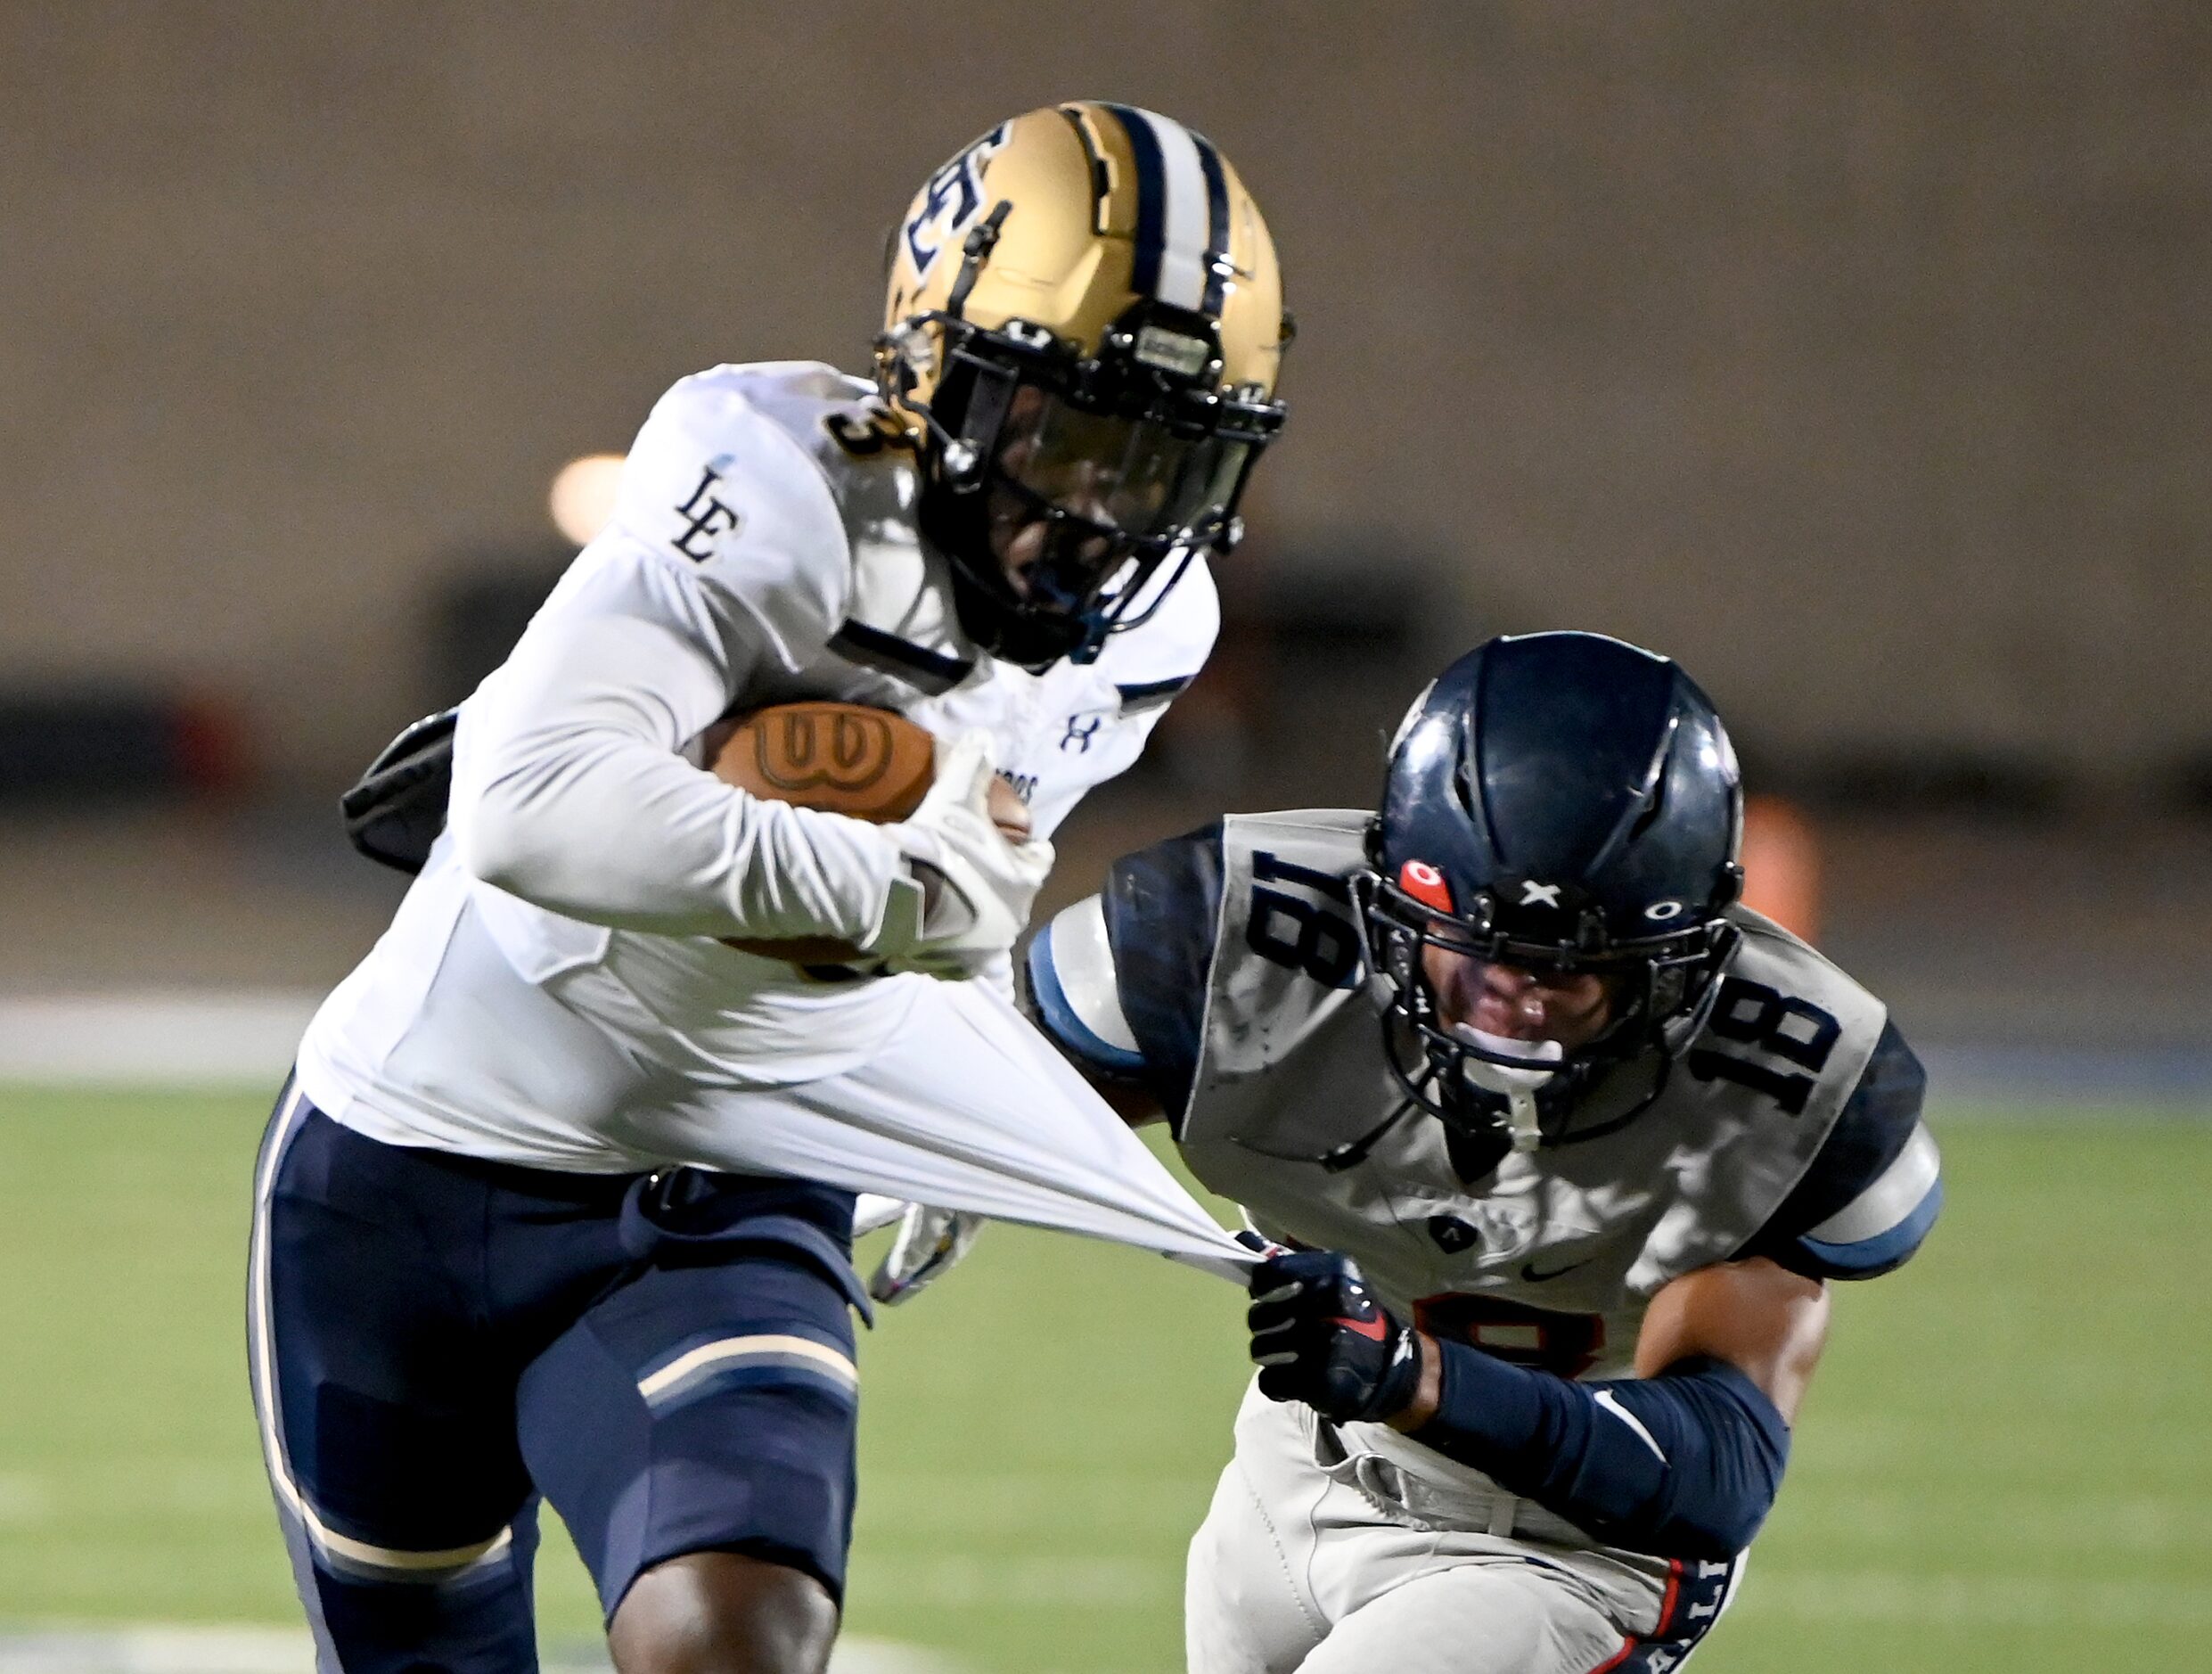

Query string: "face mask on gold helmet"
[[879, 103, 1290, 669]]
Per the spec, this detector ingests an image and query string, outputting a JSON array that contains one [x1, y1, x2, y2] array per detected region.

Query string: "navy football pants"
[[248, 1083, 867, 1673]]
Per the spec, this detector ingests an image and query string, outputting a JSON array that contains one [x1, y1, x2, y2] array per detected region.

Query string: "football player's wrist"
[[1413, 1337, 1551, 1461], [1384, 1331, 1443, 1431], [727, 804, 914, 948]]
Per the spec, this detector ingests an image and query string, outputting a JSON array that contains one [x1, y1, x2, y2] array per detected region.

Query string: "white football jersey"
[[299, 362, 1219, 1173]]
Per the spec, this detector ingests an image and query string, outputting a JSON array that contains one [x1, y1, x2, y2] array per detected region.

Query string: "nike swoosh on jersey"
[[1519, 1256, 1593, 1283], [1594, 1389, 1669, 1464], [1331, 1314, 1389, 1342]]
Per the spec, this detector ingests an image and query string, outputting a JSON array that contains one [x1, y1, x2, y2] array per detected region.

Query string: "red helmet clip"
[[1397, 859, 1454, 913]]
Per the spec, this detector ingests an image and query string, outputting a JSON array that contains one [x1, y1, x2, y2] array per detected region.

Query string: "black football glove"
[[1247, 1250, 1422, 1424]]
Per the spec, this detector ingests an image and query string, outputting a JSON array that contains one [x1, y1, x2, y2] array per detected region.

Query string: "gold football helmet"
[[880, 103, 1290, 666]]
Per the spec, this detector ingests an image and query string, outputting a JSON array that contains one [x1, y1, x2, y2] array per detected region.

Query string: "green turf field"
[[0, 1088, 2206, 1671]]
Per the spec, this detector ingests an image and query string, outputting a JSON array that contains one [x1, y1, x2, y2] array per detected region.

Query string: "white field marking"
[[543, 1640, 954, 1674], [0, 1629, 310, 1673], [1734, 1571, 2212, 1627], [0, 991, 318, 1086], [4, 992, 2203, 1105], [0, 1630, 954, 1673]]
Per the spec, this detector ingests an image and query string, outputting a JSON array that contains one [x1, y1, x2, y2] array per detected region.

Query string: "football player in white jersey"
[[1024, 632, 1943, 1673], [250, 103, 1289, 1674]]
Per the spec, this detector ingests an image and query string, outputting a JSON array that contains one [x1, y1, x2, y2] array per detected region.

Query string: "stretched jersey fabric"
[[1028, 808, 1939, 1516], [295, 363, 1245, 1275]]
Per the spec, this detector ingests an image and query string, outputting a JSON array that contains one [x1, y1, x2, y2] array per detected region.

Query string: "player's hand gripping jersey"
[[300, 361, 1218, 1174]]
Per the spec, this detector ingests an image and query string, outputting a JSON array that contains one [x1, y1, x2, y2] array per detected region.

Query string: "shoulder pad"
[[602, 365, 865, 660], [1026, 896, 1147, 1081], [1165, 809, 1387, 1157], [1627, 910, 1900, 1291], [1184, 809, 1372, 1074], [1102, 820, 1228, 1121], [1685, 913, 1890, 1119], [1742, 1020, 1940, 1279], [1089, 554, 1221, 717], [718, 362, 912, 502], [1213, 808, 1371, 993]]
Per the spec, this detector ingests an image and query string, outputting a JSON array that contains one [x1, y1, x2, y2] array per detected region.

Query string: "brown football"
[[707, 701, 1029, 964]]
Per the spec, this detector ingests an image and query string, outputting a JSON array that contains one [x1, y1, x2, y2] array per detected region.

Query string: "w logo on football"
[[754, 709, 901, 795], [903, 124, 1008, 279]]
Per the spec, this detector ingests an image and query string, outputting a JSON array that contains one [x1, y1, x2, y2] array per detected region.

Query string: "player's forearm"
[[461, 732, 905, 940], [1412, 1340, 1789, 1559], [451, 554, 905, 943]]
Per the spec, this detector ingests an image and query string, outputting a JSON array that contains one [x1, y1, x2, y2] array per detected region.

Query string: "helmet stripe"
[[1101, 103, 1167, 300], [1192, 132, 1233, 316], [1102, 103, 1210, 311], [1147, 114, 1213, 310]]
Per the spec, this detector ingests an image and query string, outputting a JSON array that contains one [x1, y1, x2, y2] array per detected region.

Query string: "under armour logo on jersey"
[[904, 124, 1009, 280], [1518, 880, 1563, 908], [1060, 713, 1105, 752], [670, 464, 741, 562]]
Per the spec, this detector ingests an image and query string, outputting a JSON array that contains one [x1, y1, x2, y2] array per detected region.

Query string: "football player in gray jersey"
[[1025, 631, 1942, 1674]]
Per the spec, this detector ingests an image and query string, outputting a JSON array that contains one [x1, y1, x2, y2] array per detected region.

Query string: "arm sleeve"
[[1738, 1019, 1943, 1280], [1415, 1344, 1790, 1559], [449, 551, 905, 942]]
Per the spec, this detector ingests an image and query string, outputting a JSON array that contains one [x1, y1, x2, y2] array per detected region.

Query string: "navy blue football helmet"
[[1355, 632, 1746, 1156]]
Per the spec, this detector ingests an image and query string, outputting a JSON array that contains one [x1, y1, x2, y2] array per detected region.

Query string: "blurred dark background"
[[1, 3, 2206, 1089]]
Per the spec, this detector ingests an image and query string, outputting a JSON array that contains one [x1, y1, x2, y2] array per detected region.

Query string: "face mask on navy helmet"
[[1351, 632, 1747, 1171]]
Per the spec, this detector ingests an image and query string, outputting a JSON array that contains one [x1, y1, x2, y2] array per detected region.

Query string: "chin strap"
[[1450, 1025, 1563, 1153]]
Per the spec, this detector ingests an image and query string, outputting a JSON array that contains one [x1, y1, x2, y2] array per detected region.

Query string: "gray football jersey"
[[1034, 808, 1934, 1384]]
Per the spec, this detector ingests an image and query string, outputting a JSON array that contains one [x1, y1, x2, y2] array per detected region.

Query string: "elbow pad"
[[1416, 1346, 1790, 1559]]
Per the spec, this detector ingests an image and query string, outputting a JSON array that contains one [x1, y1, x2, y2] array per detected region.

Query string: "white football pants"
[[1185, 1381, 1686, 1674]]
